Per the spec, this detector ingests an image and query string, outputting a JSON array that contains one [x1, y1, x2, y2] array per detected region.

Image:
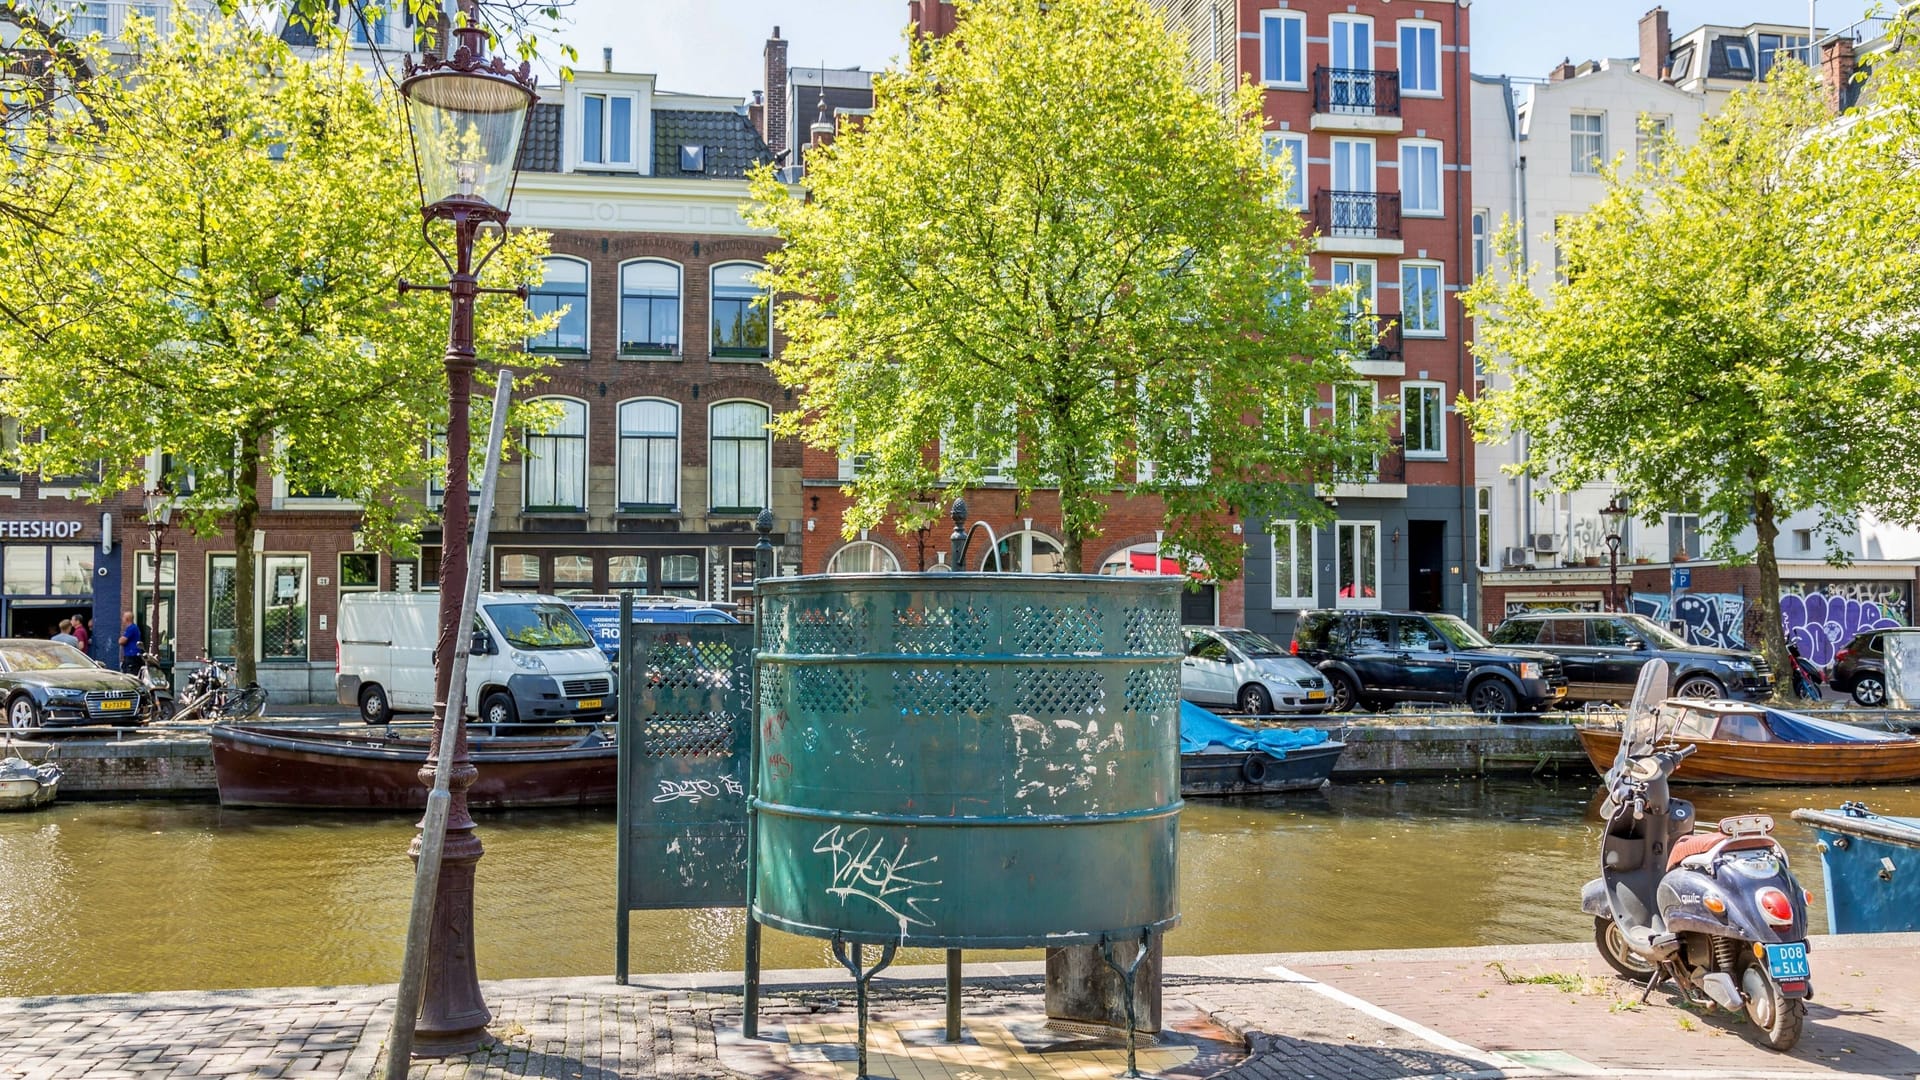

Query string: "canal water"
[[1, 779, 1914, 997]]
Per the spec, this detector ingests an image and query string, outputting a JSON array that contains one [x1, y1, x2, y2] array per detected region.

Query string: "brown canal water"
[[2, 779, 1915, 997]]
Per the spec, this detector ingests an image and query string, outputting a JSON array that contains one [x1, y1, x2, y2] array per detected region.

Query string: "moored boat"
[[1576, 699, 1920, 785], [0, 754, 61, 811], [209, 723, 617, 810], [1791, 804, 1920, 934], [1179, 701, 1344, 795]]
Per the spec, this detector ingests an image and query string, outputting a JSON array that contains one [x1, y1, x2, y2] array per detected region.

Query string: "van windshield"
[[484, 603, 594, 651]]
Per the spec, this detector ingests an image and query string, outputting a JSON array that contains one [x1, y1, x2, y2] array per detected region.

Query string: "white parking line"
[[1263, 962, 1499, 1062]]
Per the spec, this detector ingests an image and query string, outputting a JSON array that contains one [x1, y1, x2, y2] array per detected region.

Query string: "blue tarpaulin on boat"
[[1179, 700, 1330, 757], [1763, 708, 1910, 744]]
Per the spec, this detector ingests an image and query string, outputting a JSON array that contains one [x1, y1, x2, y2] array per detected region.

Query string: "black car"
[[1488, 612, 1772, 704], [0, 639, 148, 729], [1831, 630, 1889, 707], [1289, 609, 1568, 715]]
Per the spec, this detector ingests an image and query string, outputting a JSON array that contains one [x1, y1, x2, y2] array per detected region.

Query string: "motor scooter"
[[138, 652, 174, 723], [1580, 659, 1814, 1051]]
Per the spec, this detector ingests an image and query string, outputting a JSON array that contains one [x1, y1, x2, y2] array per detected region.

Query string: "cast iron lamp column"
[[142, 488, 171, 669], [1601, 497, 1628, 614], [396, 20, 536, 1056]]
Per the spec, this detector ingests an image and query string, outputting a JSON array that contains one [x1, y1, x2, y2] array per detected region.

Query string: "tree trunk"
[[1750, 488, 1798, 704], [231, 439, 262, 688]]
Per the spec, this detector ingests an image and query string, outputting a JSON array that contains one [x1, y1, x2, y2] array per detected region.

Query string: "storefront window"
[[261, 555, 308, 662], [135, 553, 177, 652], [50, 546, 93, 596], [660, 553, 701, 599], [553, 554, 594, 594], [608, 554, 647, 588], [208, 555, 237, 661], [498, 553, 541, 588], [4, 547, 44, 593]]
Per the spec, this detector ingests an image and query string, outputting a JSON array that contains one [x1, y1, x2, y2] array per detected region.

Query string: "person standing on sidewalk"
[[72, 615, 90, 656], [51, 618, 79, 647], [118, 610, 143, 674]]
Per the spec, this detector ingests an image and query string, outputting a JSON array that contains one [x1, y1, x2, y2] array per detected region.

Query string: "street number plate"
[[1764, 942, 1810, 980], [577, 698, 604, 710], [99, 699, 133, 711]]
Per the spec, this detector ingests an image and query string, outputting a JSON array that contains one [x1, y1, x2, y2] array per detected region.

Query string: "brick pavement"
[[0, 937, 1913, 1079]]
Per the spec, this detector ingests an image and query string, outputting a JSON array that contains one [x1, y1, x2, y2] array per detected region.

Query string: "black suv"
[[1487, 612, 1772, 704], [1832, 630, 1889, 707], [1289, 610, 1568, 715]]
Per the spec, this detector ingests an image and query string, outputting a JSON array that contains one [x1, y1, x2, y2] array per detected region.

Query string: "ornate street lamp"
[[142, 487, 171, 677], [394, 16, 536, 1058], [1601, 496, 1628, 613]]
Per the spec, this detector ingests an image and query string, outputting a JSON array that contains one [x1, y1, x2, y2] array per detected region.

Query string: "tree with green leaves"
[[746, 0, 1384, 577], [0, 11, 551, 683], [1461, 64, 1920, 700]]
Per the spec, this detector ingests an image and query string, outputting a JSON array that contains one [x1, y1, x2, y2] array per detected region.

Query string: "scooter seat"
[[1623, 924, 1681, 961], [1668, 832, 1776, 871]]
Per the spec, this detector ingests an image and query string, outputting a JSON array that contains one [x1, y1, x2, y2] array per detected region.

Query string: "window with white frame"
[[580, 92, 635, 167], [619, 260, 681, 355], [1471, 208, 1489, 278], [1668, 512, 1701, 560], [1401, 381, 1445, 458], [1398, 21, 1441, 96], [617, 398, 679, 509], [1263, 132, 1308, 210], [1334, 381, 1377, 480], [1335, 521, 1381, 607], [524, 398, 587, 511], [710, 263, 771, 358], [1332, 258, 1376, 350], [529, 257, 589, 354], [1271, 521, 1316, 608], [826, 541, 901, 574], [1399, 139, 1442, 216], [984, 530, 1064, 574], [941, 406, 1018, 483], [1400, 260, 1444, 337], [1261, 10, 1306, 87], [1570, 111, 1606, 175], [1636, 114, 1670, 162], [1329, 15, 1373, 75], [709, 401, 770, 513], [1330, 137, 1375, 193], [1476, 487, 1493, 569]]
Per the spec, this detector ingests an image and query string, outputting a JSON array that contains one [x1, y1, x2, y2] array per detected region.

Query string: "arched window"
[[709, 401, 769, 513], [524, 398, 587, 511], [710, 262, 770, 359], [825, 541, 901, 575], [528, 257, 589, 354], [618, 398, 679, 510], [982, 530, 1064, 574], [620, 260, 681, 355]]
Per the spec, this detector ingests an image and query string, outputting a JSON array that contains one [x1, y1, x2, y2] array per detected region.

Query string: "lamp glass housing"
[[403, 69, 533, 211]]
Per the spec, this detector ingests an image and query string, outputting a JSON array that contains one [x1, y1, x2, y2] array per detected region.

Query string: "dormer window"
[[1725, 42, 1752, 74], [680, 145, 704, 172], [581, 93, 635, 168]]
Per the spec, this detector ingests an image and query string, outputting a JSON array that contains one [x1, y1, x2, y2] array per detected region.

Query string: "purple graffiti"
[[1780, 592, 1902, 668]]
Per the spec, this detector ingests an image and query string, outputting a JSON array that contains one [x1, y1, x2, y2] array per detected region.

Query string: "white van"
[[336, 591, 615, 726]]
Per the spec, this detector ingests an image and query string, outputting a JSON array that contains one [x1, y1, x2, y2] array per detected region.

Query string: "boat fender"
[[1241, 755, 1269, 785]]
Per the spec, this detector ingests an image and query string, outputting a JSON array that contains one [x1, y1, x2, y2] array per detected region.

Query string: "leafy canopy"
[[747, 0, 1383, 576]]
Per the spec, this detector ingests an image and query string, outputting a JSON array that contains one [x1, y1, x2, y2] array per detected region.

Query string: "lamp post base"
[[406, 831, 491, 1056]]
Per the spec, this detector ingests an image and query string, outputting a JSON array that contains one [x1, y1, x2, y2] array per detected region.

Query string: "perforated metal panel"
[[617, 621, 754, 915]]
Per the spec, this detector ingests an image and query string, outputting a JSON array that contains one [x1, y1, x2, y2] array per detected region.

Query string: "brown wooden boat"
[[1576, 699, 1920, 785], [209, 722, 617, 810]]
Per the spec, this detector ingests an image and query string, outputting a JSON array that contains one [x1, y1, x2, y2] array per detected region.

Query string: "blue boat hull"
[[1792, 807, 1920, 934]]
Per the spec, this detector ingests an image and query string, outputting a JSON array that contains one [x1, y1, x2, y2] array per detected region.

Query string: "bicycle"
[[171, 656, 269, 723]]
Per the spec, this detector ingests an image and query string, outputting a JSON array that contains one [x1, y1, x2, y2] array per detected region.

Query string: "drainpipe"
[[1455, 0, 1473, 620]]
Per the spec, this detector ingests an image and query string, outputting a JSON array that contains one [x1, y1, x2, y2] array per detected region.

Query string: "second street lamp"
[[396, 17, 536, 1057], [1601, 497, 1628, 613]]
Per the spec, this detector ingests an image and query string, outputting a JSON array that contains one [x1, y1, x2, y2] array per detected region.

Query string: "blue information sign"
[[1672, 567, 1692, 591]]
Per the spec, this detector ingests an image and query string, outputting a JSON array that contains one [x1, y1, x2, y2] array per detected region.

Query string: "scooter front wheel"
[[1594, 916, 1657, 979], [1740, 965, 1805, 1051]]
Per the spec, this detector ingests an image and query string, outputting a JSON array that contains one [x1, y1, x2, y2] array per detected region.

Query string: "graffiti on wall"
[[1630, 593, 1748, 650], [1780, 581, 1909, 668], [1504, 599, 1602, 620]]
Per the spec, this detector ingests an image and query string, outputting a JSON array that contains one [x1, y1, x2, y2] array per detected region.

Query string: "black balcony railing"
[[1338, 318, 1401, 365], [1313, 66, 1401, 117], [1314, 190, 1400, 240]]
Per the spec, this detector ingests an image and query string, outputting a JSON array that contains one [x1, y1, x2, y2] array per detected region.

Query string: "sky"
[[551, 1, 1887, 100]]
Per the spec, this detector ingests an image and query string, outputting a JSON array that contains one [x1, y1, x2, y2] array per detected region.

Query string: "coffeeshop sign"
[[0, 519, 86, 540]]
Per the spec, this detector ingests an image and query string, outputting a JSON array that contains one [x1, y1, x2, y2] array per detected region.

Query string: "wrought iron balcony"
[[1313, 66, 1401, 117], [1338, 318, 1401, 366], [1314, 190, 1401, 241]]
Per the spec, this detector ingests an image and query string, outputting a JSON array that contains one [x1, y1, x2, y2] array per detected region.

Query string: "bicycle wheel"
[[221, 686, 270, 720]]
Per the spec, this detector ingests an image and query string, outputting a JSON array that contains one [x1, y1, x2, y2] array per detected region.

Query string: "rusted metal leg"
[[831, 934, 898, 1080], [1099, 929, 1152, 1079], [945, 949, 963, 1042]]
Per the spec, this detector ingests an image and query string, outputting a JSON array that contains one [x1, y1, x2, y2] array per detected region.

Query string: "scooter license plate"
[[1764, 942, 1810, 981]]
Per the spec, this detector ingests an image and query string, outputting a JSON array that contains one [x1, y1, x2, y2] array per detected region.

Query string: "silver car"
[[1180, 626, 1332, 715]]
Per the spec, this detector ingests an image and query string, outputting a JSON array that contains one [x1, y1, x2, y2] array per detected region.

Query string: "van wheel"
[[357, 683, 391, 726], [480, 691, 518, 728]]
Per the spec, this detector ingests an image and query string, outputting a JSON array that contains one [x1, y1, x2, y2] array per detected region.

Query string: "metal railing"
[[1314, 190, 1401, 240], [1313, 66, 1401, 117], [1339, 317, 1401, 365]]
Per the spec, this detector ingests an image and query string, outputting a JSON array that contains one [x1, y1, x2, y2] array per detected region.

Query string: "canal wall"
[[1329, 722, 1590, 779], [14, 733, 214, 798]]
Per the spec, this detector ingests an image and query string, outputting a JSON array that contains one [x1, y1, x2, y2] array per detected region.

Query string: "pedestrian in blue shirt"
[[119, 610, 143, 674]]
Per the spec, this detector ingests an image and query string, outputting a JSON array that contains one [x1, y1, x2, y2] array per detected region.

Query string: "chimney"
[[763, 27, 789, 164], [1822, 36, 1858, 115], [908, 0, 960, 40], [1549, 58, 1576, 82], [1638, 7, 1670, 80], [748, 89, 765, 143], [602, 46, 613, 73]]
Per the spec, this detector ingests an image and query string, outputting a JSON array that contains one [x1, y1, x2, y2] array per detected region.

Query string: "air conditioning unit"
[[1501, 546, 1529, 569], [1529, 533, 1560, 552]]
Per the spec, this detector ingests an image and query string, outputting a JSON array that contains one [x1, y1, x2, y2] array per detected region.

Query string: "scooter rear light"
[[1758, 887, 1795, 927]]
